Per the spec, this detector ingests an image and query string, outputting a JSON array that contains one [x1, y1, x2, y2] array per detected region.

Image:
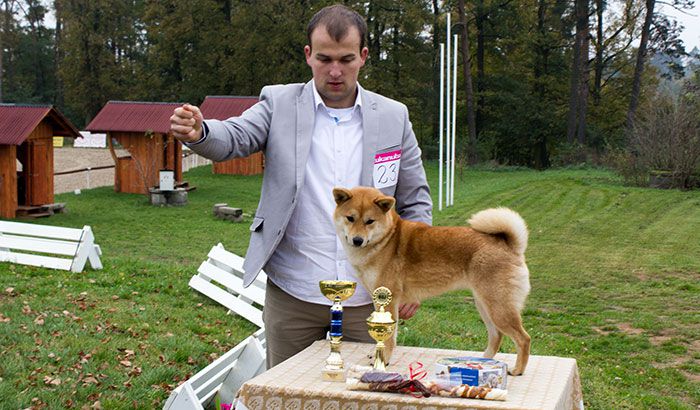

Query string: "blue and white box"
[[433, 357, 508, 389]]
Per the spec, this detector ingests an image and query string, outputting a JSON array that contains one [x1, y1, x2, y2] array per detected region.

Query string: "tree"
[[0, 0, 19, 102], [59, 0, 145, 125], [566, 0, 590, 145], [625, 0, 654, 131], [457, 0, 478, 164]]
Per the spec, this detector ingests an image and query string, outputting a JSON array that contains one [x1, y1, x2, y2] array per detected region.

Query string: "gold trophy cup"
[[319, 280, 357, 381], [366, 286, 396, 371]]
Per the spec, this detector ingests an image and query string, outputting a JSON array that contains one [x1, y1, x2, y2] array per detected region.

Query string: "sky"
[[661, 2, 700, 51]]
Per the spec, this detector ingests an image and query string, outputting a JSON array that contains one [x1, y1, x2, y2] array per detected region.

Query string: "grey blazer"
[[188, 81, 432, 287]]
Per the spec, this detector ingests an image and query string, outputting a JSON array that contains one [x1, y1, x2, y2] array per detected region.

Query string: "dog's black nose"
[[352, 237, 364, 247]]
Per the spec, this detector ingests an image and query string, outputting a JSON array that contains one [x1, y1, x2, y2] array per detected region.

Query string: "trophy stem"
[[319, 280, 356, 382], [323, 298, 346, 381], [372, 341, 387, 372]]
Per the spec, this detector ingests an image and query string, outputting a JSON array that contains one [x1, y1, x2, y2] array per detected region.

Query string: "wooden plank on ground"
[[0, 251, 73, 270], [0, 221, 83, 241]]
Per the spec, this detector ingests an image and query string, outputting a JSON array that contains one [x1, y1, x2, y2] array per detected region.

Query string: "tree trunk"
[[592, 0, 603, 104], [54, 0, 64, 106], [475, 0, 485, 137], [533, 0, 550, 169], [566, 0, 588, 144], [458, 0, 478, 164], [576, 0, 590, 144], [626, 0, 655, 131], [432, 0, 440, 146], [0, 0, 9, 103]]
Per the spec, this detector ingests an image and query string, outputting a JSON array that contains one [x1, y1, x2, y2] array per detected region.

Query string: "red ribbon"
[[406, 361, 428, 398], [409, 361, 427, 381]]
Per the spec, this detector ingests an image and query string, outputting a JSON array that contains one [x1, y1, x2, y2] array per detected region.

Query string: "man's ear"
[[333, 187, 353, 205], [374, 196, 396, 213], [304, 45, 312, 65]]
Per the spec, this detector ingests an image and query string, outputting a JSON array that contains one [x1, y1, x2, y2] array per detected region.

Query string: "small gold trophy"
[[366, 286, 396, 371], [319, 280, 357, 381]]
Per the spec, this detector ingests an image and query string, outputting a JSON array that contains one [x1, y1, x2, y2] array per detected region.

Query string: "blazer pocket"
[[250, 216, 264, 232], [376, 143, 400, 154]]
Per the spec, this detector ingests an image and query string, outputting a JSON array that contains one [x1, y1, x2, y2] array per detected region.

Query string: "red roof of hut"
[[200, 96, 259, 120], [85, 101, 183, 134], [0, 104, 80, 145]]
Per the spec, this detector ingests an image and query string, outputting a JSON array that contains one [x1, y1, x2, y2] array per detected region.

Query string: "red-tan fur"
[[333, 186, 531, 375]]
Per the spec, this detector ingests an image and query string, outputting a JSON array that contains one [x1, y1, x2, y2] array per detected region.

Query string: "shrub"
[[617, 84, 700, 189]]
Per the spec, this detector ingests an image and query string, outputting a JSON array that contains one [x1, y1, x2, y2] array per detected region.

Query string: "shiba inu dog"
[[333, 186, 531, 375]]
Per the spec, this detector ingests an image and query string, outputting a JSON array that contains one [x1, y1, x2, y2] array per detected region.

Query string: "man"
[[170, 4, 432, 367]]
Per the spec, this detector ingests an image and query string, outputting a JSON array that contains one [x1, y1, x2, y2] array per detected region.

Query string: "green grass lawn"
[[1, 164, 698, 409]]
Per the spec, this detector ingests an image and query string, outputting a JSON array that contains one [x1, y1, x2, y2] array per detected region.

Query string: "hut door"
[[26, 139, 53, 206], [16, 143, 30, 206]]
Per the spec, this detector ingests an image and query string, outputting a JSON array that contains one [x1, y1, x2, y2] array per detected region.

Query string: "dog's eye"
[[365, 219, 374, 225], [346, 216, 355, 223]]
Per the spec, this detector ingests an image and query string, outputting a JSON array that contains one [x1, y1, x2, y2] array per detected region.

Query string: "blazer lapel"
[[361, 88, 379, 186], [296, 81, 315, 190]]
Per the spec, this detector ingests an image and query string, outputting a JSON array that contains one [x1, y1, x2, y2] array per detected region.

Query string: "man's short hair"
[[307, 4, 367, 50]]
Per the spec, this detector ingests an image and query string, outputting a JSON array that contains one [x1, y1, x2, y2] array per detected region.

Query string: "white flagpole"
[[451, 34, 458, 206], [445, 13, 452, 207], [438, 43, 445, 211]]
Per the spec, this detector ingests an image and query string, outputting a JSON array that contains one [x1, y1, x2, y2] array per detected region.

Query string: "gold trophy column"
[[366, 287, 396, 371], [319, 280, 356, 381]]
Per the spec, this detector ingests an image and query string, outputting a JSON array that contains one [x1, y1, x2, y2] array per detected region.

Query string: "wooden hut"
[[85, 101, 185, 194], [0, 104, 80, 219], [200, 96, 263, 175]]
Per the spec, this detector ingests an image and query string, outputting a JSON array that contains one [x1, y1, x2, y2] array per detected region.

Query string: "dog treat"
[[346, 371, 507, 401], [346, 371, 431, 397], [433, 357, 508, 389], [424, 379, 507, 401]]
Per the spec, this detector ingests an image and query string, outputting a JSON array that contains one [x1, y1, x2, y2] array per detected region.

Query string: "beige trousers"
[[263, 279, 375, 368]]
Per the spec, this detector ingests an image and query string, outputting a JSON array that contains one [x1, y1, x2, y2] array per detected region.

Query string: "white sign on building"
[[74, 131, 107, 148]]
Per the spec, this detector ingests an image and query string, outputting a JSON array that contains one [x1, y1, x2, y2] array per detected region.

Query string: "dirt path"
[[53, 147, 210, 194], [53, 148, 115, 194]]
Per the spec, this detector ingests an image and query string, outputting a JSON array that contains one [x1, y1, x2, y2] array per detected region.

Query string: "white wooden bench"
[[0, 221, 102, 273], [163, 243, 267, 410]]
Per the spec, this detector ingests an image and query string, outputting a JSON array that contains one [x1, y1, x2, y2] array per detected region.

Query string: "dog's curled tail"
[[468, 207, 528, 255]]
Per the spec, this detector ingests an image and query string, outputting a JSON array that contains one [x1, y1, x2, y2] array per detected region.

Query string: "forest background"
[[0, 0, 699, 174]]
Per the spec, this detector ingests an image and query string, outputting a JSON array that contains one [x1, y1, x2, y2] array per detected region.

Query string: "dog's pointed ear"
[[374, 195, 396, 213], [333, 187, 353, 205]]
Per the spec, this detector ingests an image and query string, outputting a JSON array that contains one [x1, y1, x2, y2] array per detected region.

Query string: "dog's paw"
[[508, 368, 524, 376]]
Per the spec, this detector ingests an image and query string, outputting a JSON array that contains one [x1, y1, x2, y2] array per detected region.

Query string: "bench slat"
[[188, 275, 264, 328], [0, 221, 83, 241], [197, 261, 266, 307], [208, 245, 268, 286], [0, 251, 73, 270], [188, 338, 247, 392], [0, 235, 79, 256]]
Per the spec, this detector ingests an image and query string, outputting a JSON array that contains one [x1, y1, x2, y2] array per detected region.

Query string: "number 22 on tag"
[[373, 150, 401, 189]]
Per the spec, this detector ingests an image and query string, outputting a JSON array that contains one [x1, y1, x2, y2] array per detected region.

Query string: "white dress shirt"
[[265, 82, 371, 306]]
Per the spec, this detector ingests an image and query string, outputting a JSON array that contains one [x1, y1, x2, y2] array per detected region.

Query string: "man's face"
[[305, 25, 368, 108]]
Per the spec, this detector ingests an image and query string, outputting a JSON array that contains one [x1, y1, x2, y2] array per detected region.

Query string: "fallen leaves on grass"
[[43, 375, 62, 386], [80, 374, 100, 387], [0, 313, 10, 323]]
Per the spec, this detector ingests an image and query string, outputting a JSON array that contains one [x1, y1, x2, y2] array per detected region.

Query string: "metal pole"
[[445, 13, 452, 207], [438, 43, 445, 211], [451, 34, 458, 206], [86, 167, 91, 189]]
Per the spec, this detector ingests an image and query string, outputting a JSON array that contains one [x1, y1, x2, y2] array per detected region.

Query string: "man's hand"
[[398, 302, 420, 320], [170, 104, 203, 143]]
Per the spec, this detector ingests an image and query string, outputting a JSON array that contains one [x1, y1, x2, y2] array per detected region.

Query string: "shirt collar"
[[312, 81, 363, 112]]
